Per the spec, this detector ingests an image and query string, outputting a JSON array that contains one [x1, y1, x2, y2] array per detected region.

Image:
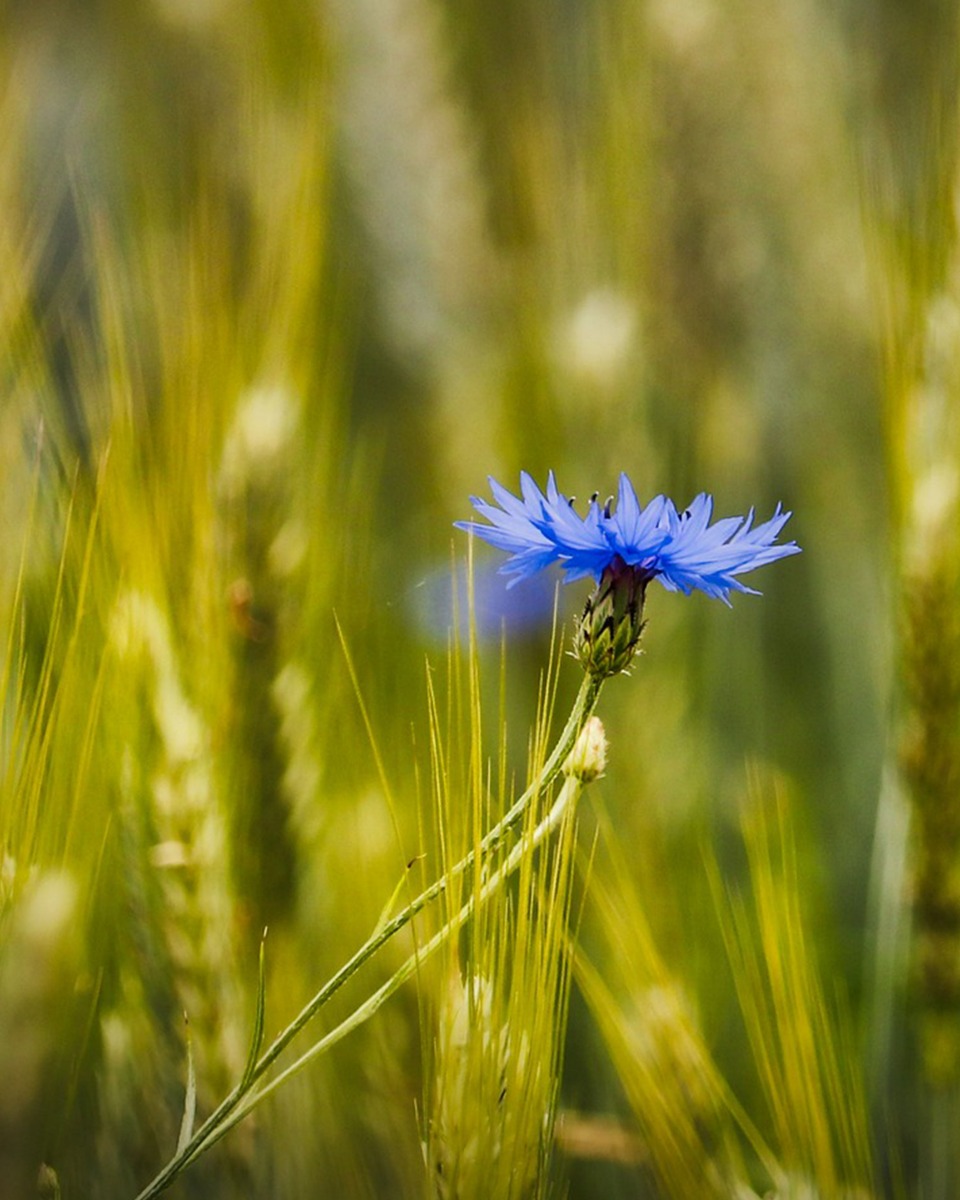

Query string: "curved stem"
[[181, 768, 587, 1167], [132, 671, 603, 1200]]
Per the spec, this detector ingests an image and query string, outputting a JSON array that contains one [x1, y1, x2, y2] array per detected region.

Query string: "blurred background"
[[0, 0, 958, 1197]]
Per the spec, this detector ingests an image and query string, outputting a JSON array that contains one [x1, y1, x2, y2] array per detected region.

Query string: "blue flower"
[[455, 471, 800, 605]]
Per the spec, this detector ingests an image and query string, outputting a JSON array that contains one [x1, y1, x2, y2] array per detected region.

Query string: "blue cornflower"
[[456, 470, 799, 602], [456, 471, 801, 677]]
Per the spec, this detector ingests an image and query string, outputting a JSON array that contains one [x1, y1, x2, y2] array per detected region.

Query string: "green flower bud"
[[564, 717, 607, 782]]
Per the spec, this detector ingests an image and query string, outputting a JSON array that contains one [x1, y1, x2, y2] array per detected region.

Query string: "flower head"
[[455, 471, 800, 605], [456, 471, 801, 678]]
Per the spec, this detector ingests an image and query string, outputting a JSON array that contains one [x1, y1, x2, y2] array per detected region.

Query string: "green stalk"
[[132, 671, 603, 1200], [178, 759, 592, 1166]]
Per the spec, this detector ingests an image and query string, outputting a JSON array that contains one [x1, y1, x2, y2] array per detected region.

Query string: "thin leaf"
[[240, 930, 269, 1092], [372, 858, 425, 938], [176, 1018, 197, 1156]]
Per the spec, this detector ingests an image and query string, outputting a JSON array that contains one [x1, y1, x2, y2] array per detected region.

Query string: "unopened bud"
[[564, 717, 607, 782]]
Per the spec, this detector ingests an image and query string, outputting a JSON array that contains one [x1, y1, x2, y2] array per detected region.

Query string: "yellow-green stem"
[[180, 765, 588, 1164], [132, 671, 603, 1200]]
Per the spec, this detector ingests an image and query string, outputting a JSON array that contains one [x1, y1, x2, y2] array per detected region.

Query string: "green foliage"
[[422, 628, 582, 1200], [0, 1, 957, 1198]]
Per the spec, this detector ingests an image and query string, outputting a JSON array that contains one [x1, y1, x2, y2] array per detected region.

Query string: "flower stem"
[[177, 763, 590, 1167], [131, 671, 603, 1200]]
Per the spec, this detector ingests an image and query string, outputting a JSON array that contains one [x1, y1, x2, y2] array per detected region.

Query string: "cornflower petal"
[[527, 472, 618, 581], [606, 474, 671, 566], [542, 494, 609, 552], [482, 484, 528, 524], [518, 470, 550, 516], [455, 476, 562, 584], [456, 473, 800, 602], [655, 499, 800, 604]]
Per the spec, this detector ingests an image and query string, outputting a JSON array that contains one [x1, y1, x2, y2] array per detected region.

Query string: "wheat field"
[[0, 3, 957, 1198]]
